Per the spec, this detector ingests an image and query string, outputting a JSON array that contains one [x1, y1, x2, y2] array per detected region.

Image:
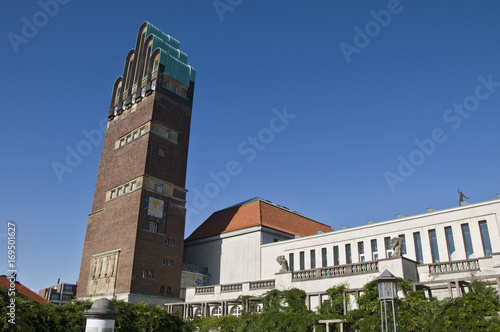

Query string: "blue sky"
[[1, 1, 500, 293]]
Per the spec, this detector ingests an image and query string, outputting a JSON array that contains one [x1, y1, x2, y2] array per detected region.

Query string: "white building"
[[167, 195, 500, 319]]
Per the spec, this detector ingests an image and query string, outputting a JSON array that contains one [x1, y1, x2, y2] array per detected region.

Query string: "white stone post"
[[83, 298, 119, 332]]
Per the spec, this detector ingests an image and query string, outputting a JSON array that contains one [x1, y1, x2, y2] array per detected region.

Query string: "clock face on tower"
[[143, 192, 168, 223], [148, 197, 164, 218]]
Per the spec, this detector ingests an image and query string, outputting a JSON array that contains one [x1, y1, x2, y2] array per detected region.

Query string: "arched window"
[[212, 306, 222, 317], [255, 304, 262, 314], [230, 306, 241, 318], [194, 308, 201, 318]]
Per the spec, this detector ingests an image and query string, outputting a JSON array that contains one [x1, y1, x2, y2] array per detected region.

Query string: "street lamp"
[[374, 270, 400, 332]]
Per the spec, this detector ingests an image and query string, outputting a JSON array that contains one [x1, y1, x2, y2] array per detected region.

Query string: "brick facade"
[[77, 23, 195, 302]]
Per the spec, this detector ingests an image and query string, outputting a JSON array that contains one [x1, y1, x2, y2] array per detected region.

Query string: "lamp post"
[[374, 270, 400, 332]]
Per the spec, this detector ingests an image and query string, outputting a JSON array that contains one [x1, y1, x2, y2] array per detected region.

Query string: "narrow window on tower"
[[163, 259, 167, 266], [159, 148, 165, 157], [167, 287, 171, 295], [169, 260, 173, 267], [170, 239, 175, 246], [479, 221, 492, 256], [142, 270, 147, 279], [310, 250, 316, 269], [160, 286, 165, 295], [149, 271, 154, 280]]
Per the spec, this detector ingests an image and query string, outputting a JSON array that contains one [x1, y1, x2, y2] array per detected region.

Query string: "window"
[[479, 221, 492, 256], [154, 183, 162, 193], [321, 248, 327, 267], [131, 181, 137, 190], [384, 237, 392, 258], [231, 306, 241, 318], [213, 306, 222, 317], [345, 244, 352, 264], [160, 286, 164, 295], [170, 239, 175, 246], [194, 308, 201, 318], [461, 223, 474, 259], [163, 259, 167, 266], [165, 238, 169, 245], [256, 305, 262, 314], [153, 59, 159, 72], [167, 286, 171, 295], [126, 135, 132, 143], [162, 80, 169, 89], [172, 85, 178, 93], [299, 251, 305, 270], [149, 271, 154, 279], [143, 270, 148, 279], [133, 130, 139, 139], [289, 253, 294, 272], [310, 250, 316, 269], [159, 148, 165, 157], [399, 234, 407, 255], [120, 138, 125, 147], [428, 229, 440, 263], [124, 185, 129, 193], [117, 187, 123, 196], [181, 90, 187, 98], [111, 190, 116, 199], [140, 126, 146, 135], [333, 246, 339, 266], [371, 239, 378, 260], [169, 260, 173, 267], [358, 242, 365, 262], [143, 45, 152, 78], [444, 226, 456, 260], [149, 222, 158, 233], [413, 232, 423, 264]]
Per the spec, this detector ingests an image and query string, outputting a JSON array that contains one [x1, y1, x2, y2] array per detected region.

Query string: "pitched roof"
[[186, 198, 333, 241], [0, 275, 49, 304]]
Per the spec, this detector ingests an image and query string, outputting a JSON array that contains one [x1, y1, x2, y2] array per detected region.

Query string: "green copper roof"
[[145, 22, 196, 86]]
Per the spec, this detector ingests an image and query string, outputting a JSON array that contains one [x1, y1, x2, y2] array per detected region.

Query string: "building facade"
[[168, 195, 500, 319], [39, 282, 77, 306], [76, 22, 196, 305]]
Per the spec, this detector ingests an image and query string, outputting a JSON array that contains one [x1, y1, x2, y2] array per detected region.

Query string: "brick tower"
[[76, 22, 196, 304]]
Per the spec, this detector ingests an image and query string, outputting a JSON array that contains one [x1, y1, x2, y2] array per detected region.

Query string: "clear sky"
[[1, 0, 500, 293]]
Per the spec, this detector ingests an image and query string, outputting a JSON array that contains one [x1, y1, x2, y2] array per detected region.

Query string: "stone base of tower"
[[80, 293, 182, 307]]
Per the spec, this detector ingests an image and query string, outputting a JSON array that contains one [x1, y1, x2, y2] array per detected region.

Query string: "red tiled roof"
[[186, 198, 333, 241], [0, 275, 49, 304]]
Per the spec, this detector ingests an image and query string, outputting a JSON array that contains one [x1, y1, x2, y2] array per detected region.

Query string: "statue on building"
[[276, 255, 289, 273], [458, 189, 469, 205], [390, 237, 404, 257]]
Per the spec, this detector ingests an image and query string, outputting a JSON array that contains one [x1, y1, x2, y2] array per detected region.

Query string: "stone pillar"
[[83, 298, 119, 332]]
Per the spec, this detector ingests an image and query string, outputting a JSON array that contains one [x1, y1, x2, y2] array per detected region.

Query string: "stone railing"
[[221, 283, 243, 292], [428, 258, 480, 275], [249, 279, 275, 290], [195, 286, 214, 294], [292, 261, 379, 281]]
